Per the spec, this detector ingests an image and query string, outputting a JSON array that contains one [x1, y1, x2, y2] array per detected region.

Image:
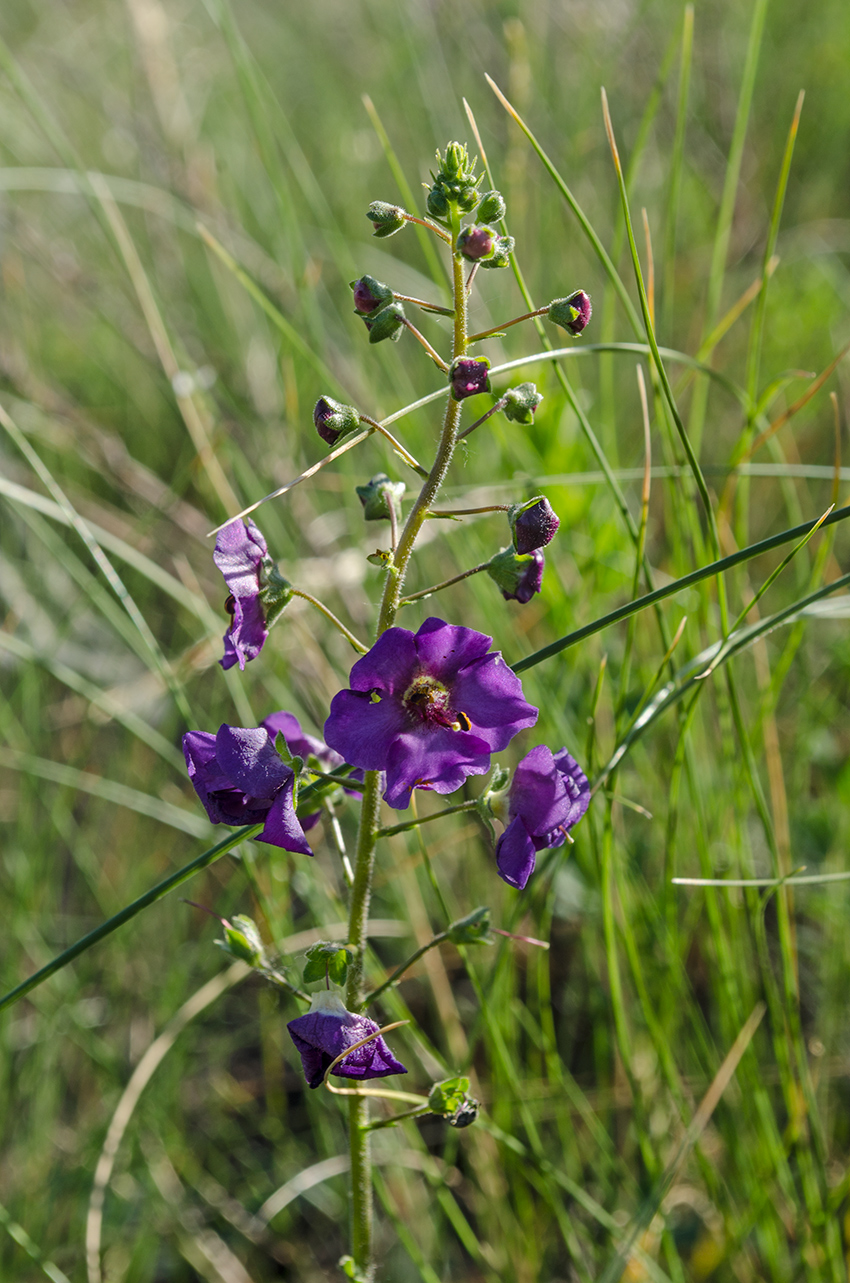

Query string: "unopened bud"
[[426, 186, 450, 220], [476, 190, 506, 223], [313, 396, 361, 446], [509, 496, 560, 554], [486, 547, 545, 604], [427, 1076, 480, 1128], [355, 473, 405, 523], [366, 201, 407, 238], [457, 225, 496, 262], [502, 382, 543, 425], [363, 301, 406, 344], [351, 274, 393, 315], [448, 356, 490, 401], [478, 234, 515, 270], [548, 290, 592, 335]]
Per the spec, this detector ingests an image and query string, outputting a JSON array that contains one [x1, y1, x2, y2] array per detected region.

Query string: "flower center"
[[402, 674, 470, 732]]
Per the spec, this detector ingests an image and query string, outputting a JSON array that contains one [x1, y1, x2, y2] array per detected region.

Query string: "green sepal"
[[355, 473, 405, 523], [303, 941, 355, 986], [258, 560, 293, 628], [217, 914, 266, 966], [273, 731, 303, 777], [339, 1256, 370, 1283], [446, 906, 492, 946], [366, 201, 407, 238], [427, 1076, 480, 1127]]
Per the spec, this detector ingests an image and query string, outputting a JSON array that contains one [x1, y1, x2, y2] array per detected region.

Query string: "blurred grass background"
[[1, 0, 850, 1278]]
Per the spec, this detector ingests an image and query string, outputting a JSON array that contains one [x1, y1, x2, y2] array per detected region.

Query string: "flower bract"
[[324, 617, 538, 809], [287, 991, 407, 1089], [495, 745, 590, 889], [182, 722, 313, 854]]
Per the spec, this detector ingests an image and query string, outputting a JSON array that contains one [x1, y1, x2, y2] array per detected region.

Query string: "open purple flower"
[[324, 617, 538, 810], [214, 519, 270, 670], [495, 745, 590, 889], [287, 991, 407, 1089], [182, 722, 313, 854]]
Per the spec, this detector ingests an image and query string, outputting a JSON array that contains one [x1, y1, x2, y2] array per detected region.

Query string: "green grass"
[[2, 0, 850, 1278]]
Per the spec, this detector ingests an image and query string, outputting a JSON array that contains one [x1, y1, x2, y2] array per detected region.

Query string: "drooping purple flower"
[[486, 548, 545, 604], [214, 519, 270, 671], [287, 991, 407, 1089], [449, 357, 491, 401], [261, 710, 360, 832], [182, 722, 313, 854], [495, 745, 590, 889], [324, 617, 538, 810], [510, 497, 560, 554]]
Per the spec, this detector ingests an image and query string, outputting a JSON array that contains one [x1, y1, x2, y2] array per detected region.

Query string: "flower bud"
[[351, 274, 393, 315], [366, 201, 407, 238], [548, 290, 592, 335], [477, 190, 506, 223], [219, 914, 266, 966], [457, 225, 496, 262], [502, 382, 543, 425], [363, 301, 406, 344], [446, 906, 492, 945], [478, 234, 515, 270], [355, 473, 405, 523], [448, 356, 490, 401], [314, 396, 361, 446], [426, 186, 450, 219], [486, 547, 545, 604], [456, 185, 480, 214], [509, 496, 560, 554], [428, 1076, 480, 1128]]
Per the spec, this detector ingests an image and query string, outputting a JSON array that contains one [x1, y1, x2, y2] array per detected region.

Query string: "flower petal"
[[510, 744, 572, 839], [452, 653, 538, 751], [324, 689, 408, 771], [552, 748, 591, 828], [260, 778, 314, 855], [213, 518, 267, 597], [413, 617, 493, 681], [383, 727, 491, 810], [221, 593, 268, 671], [495, 815, 538, 889], [346, 627, 418, 695], [214, 725, 291, 798]]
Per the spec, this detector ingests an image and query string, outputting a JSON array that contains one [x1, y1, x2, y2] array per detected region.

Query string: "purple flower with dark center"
[[324, 617, 538, 810], [495, 745, 590, 889], [182, 722, 313, 854], [287, 991, 407, 1089], [214, 519, 270, 671], [261, 710, 360, 831], [486, 548, 545, 604], [510, 497, 560, 554], [449, 357, 491, 401]]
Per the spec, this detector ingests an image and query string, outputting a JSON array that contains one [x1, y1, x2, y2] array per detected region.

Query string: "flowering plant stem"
[[291, 589, 368, 653], [399, 560, 492, 606], [343, 202, 469, 1282]]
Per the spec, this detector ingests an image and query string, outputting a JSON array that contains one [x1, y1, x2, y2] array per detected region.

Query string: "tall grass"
[[1, 0, 850, 1278]]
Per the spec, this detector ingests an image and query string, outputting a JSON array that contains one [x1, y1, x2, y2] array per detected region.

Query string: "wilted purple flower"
[[495, 745, 590, 889], [287, 991, 407, 1089], [449, 357, 491, 401], [548, 290, 592, 336], [457, 225, 496, 262], [214, 519, 270, 671], [182, 722, 313, 854], [510, 497, 560, 554], [324, 617, 538, 810], [486, 548, 545, 604]]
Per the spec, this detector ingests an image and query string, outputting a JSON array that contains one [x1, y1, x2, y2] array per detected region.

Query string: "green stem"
[[400, 560, 491, 606], [457, 398, 508, 440], [377, 800, 477, 838], [363, 932, 449, 1006], [342, 203, 470, 1282], [291, 589, 367, 653], [402, 318, 450, 371], [467, 306, 549, 343], [392, 292, 454, 317], [358, 415, 428, 478]]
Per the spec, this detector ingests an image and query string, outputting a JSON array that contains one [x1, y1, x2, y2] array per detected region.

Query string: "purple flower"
[[510, 497, 560, 554], [287, 991, 407, 1089], [449, 357, 491, 401], [486, 548, 545, 604], [495, 746, 590, 889], [324, 617, 538, 810], [182, 722, 313, 854], [214, 519, 271, 671]]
